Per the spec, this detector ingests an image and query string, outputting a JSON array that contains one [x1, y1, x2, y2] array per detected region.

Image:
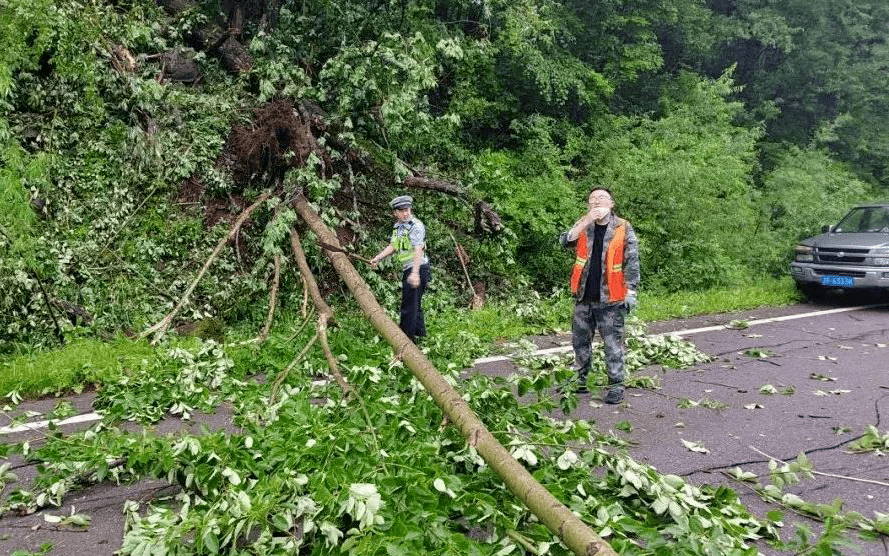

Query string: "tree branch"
[[289, 229, 335, 327], [749, 445, 889, 487], [402, 175, 463, 195], [32, 270, 65, 345], [269, 330, 318, 405], [142, 192, 270, 344], [448, 232, 483, 309], [289, 227, 387, 472], [257, 254, 281, 344]]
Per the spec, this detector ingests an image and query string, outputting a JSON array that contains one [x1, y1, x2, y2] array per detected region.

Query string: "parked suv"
[[790, 202, 889, 295]]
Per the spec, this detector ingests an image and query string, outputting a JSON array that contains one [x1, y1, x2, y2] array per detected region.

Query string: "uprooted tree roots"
[[220, 98, 327, 188]]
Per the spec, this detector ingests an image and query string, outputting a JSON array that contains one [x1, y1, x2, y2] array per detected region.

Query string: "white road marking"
[[0, 412, 102, 435], [472, 303, 888, 365], [0, 381, 333, 435], [648, 302, 889, 338]]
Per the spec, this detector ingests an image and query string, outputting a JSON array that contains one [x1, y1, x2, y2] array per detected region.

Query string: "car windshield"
[[834, 207, 889, 233]]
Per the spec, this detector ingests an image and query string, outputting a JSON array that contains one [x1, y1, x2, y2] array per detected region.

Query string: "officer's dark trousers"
[[400, 264, 431, 341]]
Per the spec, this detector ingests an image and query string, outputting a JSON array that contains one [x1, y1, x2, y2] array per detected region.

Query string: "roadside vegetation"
[[0, 277, 799, 397], [0, 330, 769, 556], [0, 278, 834, 556], [4, 274, 881, 555]]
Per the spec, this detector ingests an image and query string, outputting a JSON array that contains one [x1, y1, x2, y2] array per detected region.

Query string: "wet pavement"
[[476, 293, 889, 555]]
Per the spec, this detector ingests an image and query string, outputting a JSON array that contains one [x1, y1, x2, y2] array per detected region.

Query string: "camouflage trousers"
[[572, 301, 626, 386]]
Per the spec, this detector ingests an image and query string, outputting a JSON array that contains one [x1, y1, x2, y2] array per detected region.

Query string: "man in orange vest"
[[559, 187, 639, 404]]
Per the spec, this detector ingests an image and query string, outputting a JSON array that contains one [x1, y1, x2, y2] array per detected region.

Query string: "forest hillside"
[[2, 0, 887, 349]]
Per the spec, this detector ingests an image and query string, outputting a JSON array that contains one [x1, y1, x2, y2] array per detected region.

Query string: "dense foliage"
[[0, 329, 781, 555], [2, 0, 887, 349], [4, 318, 878, 553]]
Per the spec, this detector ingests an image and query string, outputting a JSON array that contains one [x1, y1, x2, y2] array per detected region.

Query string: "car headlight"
[[872, 248, 889, 266], [795, 244, 814, 262]]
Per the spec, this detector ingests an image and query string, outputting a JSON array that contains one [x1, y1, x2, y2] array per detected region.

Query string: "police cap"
[[390, 195, 413, 209]]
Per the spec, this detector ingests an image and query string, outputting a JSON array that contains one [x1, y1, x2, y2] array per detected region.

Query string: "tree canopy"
[[1, 0, 886, 347]]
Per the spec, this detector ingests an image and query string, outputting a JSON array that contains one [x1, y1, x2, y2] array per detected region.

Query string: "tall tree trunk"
[[292, 194, 617, 556]]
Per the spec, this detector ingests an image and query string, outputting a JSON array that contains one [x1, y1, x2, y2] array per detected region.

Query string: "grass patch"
[[636, 277, 800, 321], [431, 303, 542, 344], [431, 276, 800, 346], [0, 336, 158, 397]]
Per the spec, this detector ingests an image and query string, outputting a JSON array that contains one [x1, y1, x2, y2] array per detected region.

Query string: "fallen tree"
[[292, 193, 617, 556]]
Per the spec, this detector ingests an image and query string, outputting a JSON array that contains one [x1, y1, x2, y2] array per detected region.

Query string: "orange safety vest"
[[569, 220, 628, 301]]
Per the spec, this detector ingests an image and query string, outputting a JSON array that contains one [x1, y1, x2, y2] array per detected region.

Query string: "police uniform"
[[560, 212, 640, 402], [389, 196, 432, 341]]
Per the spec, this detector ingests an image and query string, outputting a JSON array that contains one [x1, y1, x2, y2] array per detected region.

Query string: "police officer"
[[560, 187, 640, 404], [370, 195, 432, 342]]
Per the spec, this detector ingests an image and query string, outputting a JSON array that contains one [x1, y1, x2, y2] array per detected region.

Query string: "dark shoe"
[[604, 386, 624, 404]]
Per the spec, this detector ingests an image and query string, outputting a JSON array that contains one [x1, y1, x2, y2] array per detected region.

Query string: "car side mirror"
[[821, 224, 833, 233]]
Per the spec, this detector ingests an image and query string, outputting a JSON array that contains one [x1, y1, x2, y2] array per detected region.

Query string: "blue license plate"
[[821, 275, 855, 287]]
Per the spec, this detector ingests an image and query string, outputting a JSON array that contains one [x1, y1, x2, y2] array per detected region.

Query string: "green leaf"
[[680, 439, 710, 454], [202, 530, 219, 553], [386, 543, 408, 556], [271, 512, 291, 531]]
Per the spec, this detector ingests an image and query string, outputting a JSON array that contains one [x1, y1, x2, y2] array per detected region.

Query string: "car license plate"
[[821, 275, 855, 287]]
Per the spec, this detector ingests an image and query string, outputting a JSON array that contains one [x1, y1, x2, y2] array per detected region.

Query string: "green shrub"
[[754, 146, 878, 276], [592, 71, 761, 292]]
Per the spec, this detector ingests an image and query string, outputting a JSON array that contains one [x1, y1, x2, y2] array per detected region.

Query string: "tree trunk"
[[475, 200, 503, 234], [403, 175, 463, 195], [292, 194, 616, 556]]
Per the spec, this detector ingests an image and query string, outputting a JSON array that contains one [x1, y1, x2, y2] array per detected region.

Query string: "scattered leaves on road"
[[681, 439, 710, 454]]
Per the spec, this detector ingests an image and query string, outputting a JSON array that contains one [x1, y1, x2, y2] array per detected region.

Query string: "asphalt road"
[[476, 292, 889, 555], [2, 292, 888, 555]]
